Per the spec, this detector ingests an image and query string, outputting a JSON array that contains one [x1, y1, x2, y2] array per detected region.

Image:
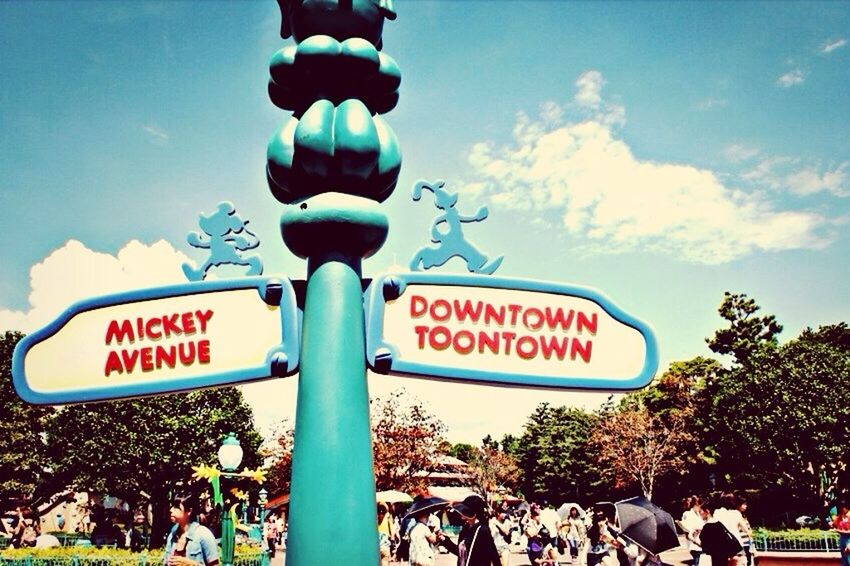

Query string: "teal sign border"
[[365, 272, 659, 390], [12, 277, 299, 405]]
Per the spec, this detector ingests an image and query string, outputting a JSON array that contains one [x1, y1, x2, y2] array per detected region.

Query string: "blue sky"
[[1, 2, 848, 442]]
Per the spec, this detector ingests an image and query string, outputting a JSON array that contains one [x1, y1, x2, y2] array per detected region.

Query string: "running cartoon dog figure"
[[182, 201, 263, 281], [409, 180, 503, 274]]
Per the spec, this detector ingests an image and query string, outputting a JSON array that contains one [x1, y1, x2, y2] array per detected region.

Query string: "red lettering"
[[501, 331, 516, 354], [178, 341, 196, 365], [155, 345, 176, 369], [430, 299, 451, 322], [145, 318, 162, 340], [452, 330, 475, 355], [522, 307, 544, 331], [198, 339, 211, 364], [508, 304, 522, 326], [162, 314, 181, 338], [577, 312, 598, 335], [104, 351, 123, 376], [105, 320, 134, 345], [140, 347, 154, 372], [540, 336, 568, 360], [181, 312, 197, 335], [483, 304, 505, 326], [196, 310, 214, 333], [410, 295, 428, 318], [544, 307, 574, 332], [137, 317, 145, 340], [429, 326, 452, 351], [414, 325, 429, 349], [517, 336, 538, 360], [478, 331, 499, 354], [453, 300, 483, 323], [570, 339, 593, 363], [121, 349, 139, 373]]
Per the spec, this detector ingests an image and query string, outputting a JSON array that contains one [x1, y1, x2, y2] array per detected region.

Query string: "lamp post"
[[217, 433, 243, 566], [258, 488, 269, 566]]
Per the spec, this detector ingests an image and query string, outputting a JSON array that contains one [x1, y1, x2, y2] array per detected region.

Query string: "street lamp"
[[217, 434, 242, 566], [218, 433, 244, 472], [258, 488, 269, 566], [192, 433, 265, 566]]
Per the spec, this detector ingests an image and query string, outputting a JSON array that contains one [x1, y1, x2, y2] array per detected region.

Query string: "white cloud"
[[462, 71, 833, 264], [574, 70, 604, 108], [723, 143, 761, 163], [142, 124, 169, 145], [0, 239, 190, 333], [777, 69, 805, 88], [785, 163, 850, 197], [741, 158, 850, 198], [820, 38, 847, 54]]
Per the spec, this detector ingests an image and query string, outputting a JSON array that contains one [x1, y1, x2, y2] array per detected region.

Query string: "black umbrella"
[[404, 496, 449, 520], [614, 496, 680, 555]]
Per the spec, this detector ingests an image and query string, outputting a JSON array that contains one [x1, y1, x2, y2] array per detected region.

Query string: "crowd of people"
[[375, 496, 665, 566], [370, 491, 773, 566]]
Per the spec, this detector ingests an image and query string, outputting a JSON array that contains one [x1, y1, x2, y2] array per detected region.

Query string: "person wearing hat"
[[441, 495, 501, 566]]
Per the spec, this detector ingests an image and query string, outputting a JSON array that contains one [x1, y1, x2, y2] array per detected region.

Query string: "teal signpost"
[[11, 3, 660, 566], [266, 1, 400, 563]]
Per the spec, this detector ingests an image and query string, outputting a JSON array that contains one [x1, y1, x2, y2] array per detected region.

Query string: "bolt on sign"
[[13, 277, 299, 404], [366, 273, 658, 390]]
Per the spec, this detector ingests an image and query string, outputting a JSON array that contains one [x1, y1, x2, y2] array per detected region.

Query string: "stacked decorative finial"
[[267, 0, 401, 260]]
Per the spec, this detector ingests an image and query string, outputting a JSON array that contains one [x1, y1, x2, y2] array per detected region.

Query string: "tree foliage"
[[707, 292, 783, 364], [515, 404, 599, 504], [589, 406, 692, 501], [47, 387, 262, 546], [0, 332, 55, 512], [707, 323, 850, 507], [371, 390, 445, 492], [468, 445, 520, 501], [263, 421, 294, 499]]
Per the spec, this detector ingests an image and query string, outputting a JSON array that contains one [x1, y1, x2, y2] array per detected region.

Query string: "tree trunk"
[[149, 487, 171, 549]]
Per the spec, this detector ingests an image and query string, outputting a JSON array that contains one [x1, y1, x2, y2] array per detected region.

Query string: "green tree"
[[707, 292, 783, 365], [449, 443, 478, 464], [709, 323, 850, 508], [516, 403, 599, 504], [47, 387, 262, 546], [0, 331, 56, 513]]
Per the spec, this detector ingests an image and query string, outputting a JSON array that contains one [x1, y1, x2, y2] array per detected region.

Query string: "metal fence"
[[753, 532, 841, 552]]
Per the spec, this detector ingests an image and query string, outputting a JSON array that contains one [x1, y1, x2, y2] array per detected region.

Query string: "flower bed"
[[0, 545, 263, 566]]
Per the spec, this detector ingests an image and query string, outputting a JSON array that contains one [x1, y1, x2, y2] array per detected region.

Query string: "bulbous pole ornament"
[[265, 2, 401, 565]]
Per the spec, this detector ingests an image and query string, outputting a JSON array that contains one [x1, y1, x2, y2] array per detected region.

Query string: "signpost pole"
[[287, 251, 379, 565], [264, 2, 401, 564]]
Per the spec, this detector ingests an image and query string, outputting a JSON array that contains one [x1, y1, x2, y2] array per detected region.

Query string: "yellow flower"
[[239, 468, 267, 484], [191, 463, 221, 481]]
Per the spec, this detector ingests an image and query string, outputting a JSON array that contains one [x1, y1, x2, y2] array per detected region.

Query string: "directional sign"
[[365, 273, 658, 390], [13, 277, 299, 404]]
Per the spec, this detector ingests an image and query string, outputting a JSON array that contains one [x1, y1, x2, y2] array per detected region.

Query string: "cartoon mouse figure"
[[409, 180, 503, 275], [182, 202, 263, 281]]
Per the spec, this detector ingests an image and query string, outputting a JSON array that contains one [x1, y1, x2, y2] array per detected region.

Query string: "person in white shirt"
[[681, 496, 705, 565], [489, 507, 512, 566], [714, 493, 747, 566], [408, 510, 445, 566]]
